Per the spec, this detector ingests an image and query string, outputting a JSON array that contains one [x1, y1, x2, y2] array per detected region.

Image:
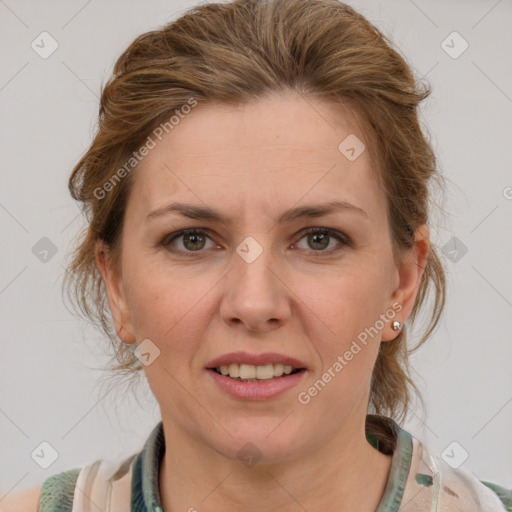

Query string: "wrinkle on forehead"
[[126, 92, 386, 231]]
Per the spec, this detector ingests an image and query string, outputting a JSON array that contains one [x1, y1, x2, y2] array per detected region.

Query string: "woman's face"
[[97, 91, 428, 463]]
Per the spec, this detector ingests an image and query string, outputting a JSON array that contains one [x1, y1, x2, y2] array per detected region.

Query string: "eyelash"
[[160, 227, 350, 258]]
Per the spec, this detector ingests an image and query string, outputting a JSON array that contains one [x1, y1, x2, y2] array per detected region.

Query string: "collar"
[[131, 415, 413, 512]]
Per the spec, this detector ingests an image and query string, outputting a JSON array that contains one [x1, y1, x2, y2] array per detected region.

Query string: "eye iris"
[[308, 232, 329, 250], [183, 232, 205, 251], [172, 229, 337, 253]]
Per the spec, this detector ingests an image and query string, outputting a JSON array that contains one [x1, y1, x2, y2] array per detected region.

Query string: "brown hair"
[[63, 0, 446, 424]]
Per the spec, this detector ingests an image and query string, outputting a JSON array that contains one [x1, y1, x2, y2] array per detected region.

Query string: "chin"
[[209, 423, 306, 466]]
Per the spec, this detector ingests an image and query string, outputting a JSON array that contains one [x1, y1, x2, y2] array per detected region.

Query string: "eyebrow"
[[146, 200, 369, 224]]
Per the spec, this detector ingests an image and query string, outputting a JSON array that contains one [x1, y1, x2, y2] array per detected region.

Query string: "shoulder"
[[438, 459, 510, 511], [1, 467, 81, 512], [0, 485, 42, 512], [37, 455, 137, 512], [412, 438, 511, 511], [0, 435, 149, 512], [369, 417, 511, 511], [436, 461, 512, 511], [37, 467, 81, 512], [479, 480, 512, 511]]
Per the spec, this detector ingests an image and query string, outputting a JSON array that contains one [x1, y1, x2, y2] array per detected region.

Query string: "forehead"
[[127, 92, 386, 225]]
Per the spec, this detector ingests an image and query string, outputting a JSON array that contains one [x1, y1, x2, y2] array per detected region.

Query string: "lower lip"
[[206, 368, 307, 400]]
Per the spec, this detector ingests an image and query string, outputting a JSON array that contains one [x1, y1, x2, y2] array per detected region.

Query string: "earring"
[[392, 321, 402, 331]]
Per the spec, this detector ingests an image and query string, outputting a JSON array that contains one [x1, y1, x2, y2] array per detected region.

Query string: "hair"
[[63, 0, 447, 426]]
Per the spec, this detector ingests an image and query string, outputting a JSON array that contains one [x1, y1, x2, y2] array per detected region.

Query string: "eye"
[[161, 229, 217, 257], [293, 227, 349, 255], [160, 227, 350, 258]]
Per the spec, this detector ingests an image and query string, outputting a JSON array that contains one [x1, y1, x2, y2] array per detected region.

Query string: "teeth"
[[228, 363, 239, 377], [216, 363, 298, 380], [240, 364, 256, 379]]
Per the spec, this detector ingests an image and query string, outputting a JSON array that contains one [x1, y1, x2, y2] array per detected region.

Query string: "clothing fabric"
[[37, 415, 512, 511]]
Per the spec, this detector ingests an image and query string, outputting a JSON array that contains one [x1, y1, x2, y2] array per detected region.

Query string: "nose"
[[219, 235, 291, 334]]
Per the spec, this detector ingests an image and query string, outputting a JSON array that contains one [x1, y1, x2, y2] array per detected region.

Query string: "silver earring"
[[392, 321, 402, 331]]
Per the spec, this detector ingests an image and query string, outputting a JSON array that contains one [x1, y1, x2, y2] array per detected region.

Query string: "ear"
[[95, 239, 136, 344], [381, 223, 430, 342]]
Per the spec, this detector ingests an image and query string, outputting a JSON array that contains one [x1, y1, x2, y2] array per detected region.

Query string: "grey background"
[[1, 0, 511, 498]]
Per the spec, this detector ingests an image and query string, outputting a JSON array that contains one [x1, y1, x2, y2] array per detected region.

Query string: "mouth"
[[207, 363, 305, 383]]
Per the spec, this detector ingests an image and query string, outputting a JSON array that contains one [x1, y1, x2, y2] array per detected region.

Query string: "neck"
[[158, 416, 393, 512]]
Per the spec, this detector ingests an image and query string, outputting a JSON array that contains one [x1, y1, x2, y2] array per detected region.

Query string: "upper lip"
[[206, 351, 307, 369]]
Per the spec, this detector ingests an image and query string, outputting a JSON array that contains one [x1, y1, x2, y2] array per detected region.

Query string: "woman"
[[6, 0, 510, 510]]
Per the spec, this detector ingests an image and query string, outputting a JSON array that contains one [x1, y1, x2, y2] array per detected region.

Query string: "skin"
[[96, 90, 429, 511]]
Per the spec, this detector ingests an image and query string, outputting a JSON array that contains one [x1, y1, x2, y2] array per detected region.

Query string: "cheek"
[[294, 263, 390, 336], [300, 274, 385, 385], [291, 264, 390, 391], [125, 260, 216, 347]]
